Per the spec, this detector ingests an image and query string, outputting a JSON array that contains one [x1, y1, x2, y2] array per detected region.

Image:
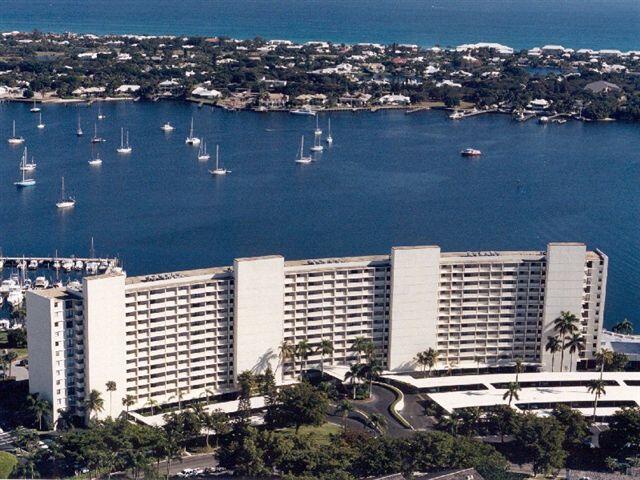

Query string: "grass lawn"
[[279, 422, 342, 444]]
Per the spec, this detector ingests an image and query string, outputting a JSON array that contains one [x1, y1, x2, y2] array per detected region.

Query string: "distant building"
[[371, 468, 485, 480], [338, 92, 372, 107], [115, 84, 141, 95], [191, 86, 222, 99], [584, 80, 622, 95], [259, 92, 289, 108], [378, 94, 411, 105]]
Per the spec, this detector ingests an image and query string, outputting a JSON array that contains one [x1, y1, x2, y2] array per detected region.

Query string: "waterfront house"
[[115, 84, 141, 95], [295, 93, 328, 106], [338, 92, 372, 107], [584, 80, 622, 95], [191, 86, 222, 99], [378, 94, 411, 105], [259, 92, 289, 108]]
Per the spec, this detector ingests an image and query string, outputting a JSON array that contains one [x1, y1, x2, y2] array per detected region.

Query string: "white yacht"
[[161, 122, 175, 132], [291, 106, 316, 116], [209, 145, 230, 175], [14, 153, 36, 188], [185, 117, 201, 145], [34, 276, 49, 289], [74, 260, 84, 271], [19, 147, 36, 172], [56, 176, 76, 209], [91, 123, 105, 143], [326, 118, 333, 145], [198, 141, 210, 161], [460, 148, 482, 157], [30, 99, 41, 113], [88, 145, 103, 166], [77, 117, 84, 136], [7, 286, 24, 309], [116, 128, 132, 154], [0, 276, 18, 294], [62, 260, 74, 272], [37, 112, 45, 129], [28, 259, 38, 270], [295, 136, 312, 164], [7, 121, 25, 145], [314, 115, 322, 136], [86, 262, 99, 274]]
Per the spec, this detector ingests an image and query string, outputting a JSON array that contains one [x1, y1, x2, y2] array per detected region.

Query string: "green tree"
[[121, 394, 135, 416], [279, 340, 296, 378], [275, 381, 328, 433], [612, 318, 634, 335], [415, 348, 438, 376], [595, 348, 614, 377], [600, 407, 640, 457], [26, 393, 51, 431], [502, 382, 521, 407], [7, 328, 27, 348], [316, 339, 333, 377], [335, 399, 354, 432], [545, 336, 562, 372], [368, 412, 387, 435], [296, 339, 311, 378], [513, 414, 567, 474], [344, 363, 365, 400], [553, 311, 579, 371], [566, 333, 586, 371], [514, 357, 524, 382], [587, 378, 607, 422], [86, 389, 105, 420], [551, 404, 590, 449], [608, 352, 629, 372], [105, 380, 117, 417]]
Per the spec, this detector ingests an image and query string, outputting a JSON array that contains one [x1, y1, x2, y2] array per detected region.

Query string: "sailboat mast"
[[12, 120, 16, 137], [61, 177, 65, 201], [216, 144, 220, 169]]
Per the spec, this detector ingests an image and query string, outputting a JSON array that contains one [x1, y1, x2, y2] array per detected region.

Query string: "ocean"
[[1, 0, 639, 50]]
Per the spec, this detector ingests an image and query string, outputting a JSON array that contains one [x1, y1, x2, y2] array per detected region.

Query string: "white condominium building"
[[26, 242, 607, 423]]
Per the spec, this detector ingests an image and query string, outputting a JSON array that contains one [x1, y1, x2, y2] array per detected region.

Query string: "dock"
[[0, 255, 119, 273]]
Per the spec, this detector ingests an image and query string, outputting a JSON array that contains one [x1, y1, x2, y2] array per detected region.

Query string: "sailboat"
[[91, 123, 105, 143], [30, 99, 41, 113], [37, 112, 45, 129], [326, 118, 333, 145], [88, 145, 103, 166], [185, 117, 201, 145], [56, 177, 76, 208], [19, 147, 36, 171], [209, 145, 230, 175], [314, 115, 322, 136], [7, 121, 25, 144], [97, 104, 105, 120], [161, 122, 174, 132], [77, 117, 84, 136], [295, 136, 312, 164], [198, 141, 210, 161], [310, 128, 323, 152], [116, 128, 132, 154], [14, 151, 36, 187]]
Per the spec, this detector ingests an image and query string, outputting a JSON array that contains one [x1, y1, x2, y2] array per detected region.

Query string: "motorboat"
[[460, 148, 482, 157], [34, 276, 49, 289], [291, 107, 316, 116], [28, 260, 38, 270], [74, 260, 84, 271], [161, 122, 175, 132]]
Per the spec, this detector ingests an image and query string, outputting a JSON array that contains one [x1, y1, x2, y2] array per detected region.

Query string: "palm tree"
[[296, 340, 311, 379], [105, 380, 116, 417], [121, 395, 135, 415], [514, 358, 524, 382], [55, 408, 76, 431], [344, 363, 365, 400], [316, 339, 333, 377], [612, 318, 634, 335], [545, 336, 562, 372], [145, 398, 158, 416], [415, 351, 428, 374], [587, 379, 607, 422], [553, 311, 579, 371], [595, 348, 613, 375], [368, 412, 387, 435], [350, 336, 369, 363], [26, 393, 51, 431], [502, 382, 521, 407], [566, 333, 586, 372], [170, 389, 184, 410], [3, 351, 18, 378], [362, 358, 383, 397], [278, 340, 296, 378], [85, 389, 104, 420], [416, 348, 438, 377], [335, 399, 354, 431], [474, 355, 483, 375]]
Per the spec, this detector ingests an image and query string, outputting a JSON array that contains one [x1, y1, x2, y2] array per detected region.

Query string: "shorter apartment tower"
[[26, 242, 607, 424]]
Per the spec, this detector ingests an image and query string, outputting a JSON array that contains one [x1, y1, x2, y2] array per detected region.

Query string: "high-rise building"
[[26, 243, 607, 423]]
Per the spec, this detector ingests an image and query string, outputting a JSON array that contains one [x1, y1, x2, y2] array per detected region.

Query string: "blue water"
[[1, 0, 639, 50], [0, 102, 639, 328]]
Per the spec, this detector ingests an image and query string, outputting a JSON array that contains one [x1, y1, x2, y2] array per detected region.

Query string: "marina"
[[0, 100, 639, 327]]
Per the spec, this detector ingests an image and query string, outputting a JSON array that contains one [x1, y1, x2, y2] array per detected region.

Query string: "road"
[[352, 384, 413, 437]]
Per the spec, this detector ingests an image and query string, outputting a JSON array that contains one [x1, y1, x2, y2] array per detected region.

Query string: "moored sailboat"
[[7, 120, 25, 144], [295, 136, 312, 164], [185, 117, 201, 145], [116, 128, 132, 154], [56, 176, 76, 208], [209, 145, 230, 175]]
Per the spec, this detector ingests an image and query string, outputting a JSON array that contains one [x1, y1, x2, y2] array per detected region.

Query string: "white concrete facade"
[[26, 243, 607, 422]]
